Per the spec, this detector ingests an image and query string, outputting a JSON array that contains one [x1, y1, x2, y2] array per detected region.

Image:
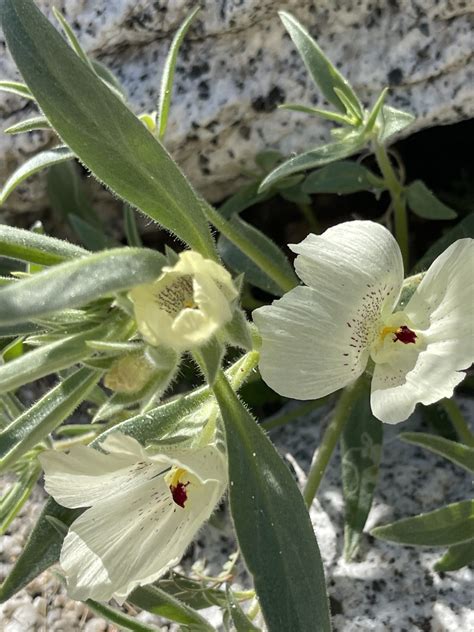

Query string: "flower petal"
[[40, 443, 169, 509], [254, 221, 404, 400], [254, 286, 368, 399], [405, 238, 474, 368], [371, 345, 466, 424], [290, 221, 404, 321], [60, 469, 225, 602]]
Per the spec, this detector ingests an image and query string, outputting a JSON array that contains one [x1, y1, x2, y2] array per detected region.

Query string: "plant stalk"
[[303, 376, 366, 506]]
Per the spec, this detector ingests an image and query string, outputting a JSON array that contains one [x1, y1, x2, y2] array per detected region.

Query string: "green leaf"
[[226, 587, 260, 631], [259, 133, 366, 191], [254, 150, 283, 172], [371, 500, 474, 547], [341, 381, 383, 560], [218, 217, 297, 296], [412, 213, 474, 274], [302, 160, 382, 194], [47, 161, 101, 228], [0, 498, 81, 602], [0, 80, 33, 99], [378, 105, 415, 144], [1, 0, 215, 258], [86, 599, 162, 632], [52, 6, 93, 69], [279, 103, 352, 125], [0, 248, 165, 324], [157, 6, 200, 140], [68, 215, 117, 251], [4, 115, 51, 134], [363, 88, 389, 133], [219, 182, 269, 220], [434, 540, 474, 572], [155, 574, 227, 610], [0, 315, 128, 394], [129, 585, 215, 630], [0, 147, 75, 205], [0, 367, 100, 472], [0, 225, 87, 266], [406, 180, 457, 220], [399, 432, 474, 473], [0, 462, 40, 535], [193, 338, 225, 386], [123, 205, 143, 247], [2, 337, 24, 362], [279, 11, 362, 120], [91, 60, 125, 97], [212, 372, 331, 632]]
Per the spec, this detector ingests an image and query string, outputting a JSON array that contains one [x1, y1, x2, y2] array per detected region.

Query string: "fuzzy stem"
[[303, 376, 366, 506], [373, 141, 409, 269]]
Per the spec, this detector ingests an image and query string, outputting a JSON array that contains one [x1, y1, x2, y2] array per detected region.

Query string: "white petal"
[[371, 344, 466, 424], [61, 470, 225, 602], [405, 239, 474, 368], [290, 221, 404, 321], [155, 444, 227, 484], [254, 286, 369, 399], [39, 445, 144, 508]]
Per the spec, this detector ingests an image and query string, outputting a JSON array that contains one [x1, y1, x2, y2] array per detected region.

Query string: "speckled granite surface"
[[1, 0, 473, 214], [1, 396, 472, 631]]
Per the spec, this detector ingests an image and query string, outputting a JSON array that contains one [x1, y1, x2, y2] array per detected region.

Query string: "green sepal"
[[193, 337, 225, 386], [222, 308, 253, 351]]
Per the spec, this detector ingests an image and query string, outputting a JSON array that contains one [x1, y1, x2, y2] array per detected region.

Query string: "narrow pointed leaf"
[[0, 147, 75, 205], [86, 600, 162, 632], [399, 432, 474, 473], [434, 540, 474, 572], [259, 133, 366, 191], [341, 381, 383, 560], [0, 316, 128, 394], [1, 0, 215, 258], [279, 11, 362, 119], [157, 6, 200, 140], [363, 88, 388, 133], [0, 225, 87, 266], [130, 585, 215, 630], [213, 373, 331, 632], [226, 588, 260, 631], [4, 115, 51, 134], [279, 103, 351, 125], [406, 180, 457, 220], [0, 367, 100, 472], [123, 205, 143, 247], [371, 500, 474, 547], [0, 248, 165, 324], [0, 80, 33, 99], [52, 6, 93, 68], [47, 161, 100, 227], [0, 463, 41, 535]]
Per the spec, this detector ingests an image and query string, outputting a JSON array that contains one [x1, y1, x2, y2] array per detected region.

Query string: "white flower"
[[39, 433, 227, 603], [129, 251, 238, 351], [253, 221, 473, 424]]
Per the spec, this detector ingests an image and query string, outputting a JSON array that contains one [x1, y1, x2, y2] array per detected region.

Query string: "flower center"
[[155, 275, 196, 316], [166, 467, 190, 508], [380, 325, 417, 345]]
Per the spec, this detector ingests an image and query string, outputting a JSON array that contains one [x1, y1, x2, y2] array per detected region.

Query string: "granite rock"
[[1, 0, 473, 216]]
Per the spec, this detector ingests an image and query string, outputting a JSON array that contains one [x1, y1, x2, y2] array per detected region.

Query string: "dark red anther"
[[170, 482, 189, 508], [394, 325, 417, 345]]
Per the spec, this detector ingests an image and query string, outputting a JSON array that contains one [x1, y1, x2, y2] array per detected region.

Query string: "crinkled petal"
[[254, 286, 369, 399], [151, 444, 227, 484], [405, 238, 474, 367], [371, 343, 466, 424], [290, 220, 404, 320], [60, 471, 225, 602]]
